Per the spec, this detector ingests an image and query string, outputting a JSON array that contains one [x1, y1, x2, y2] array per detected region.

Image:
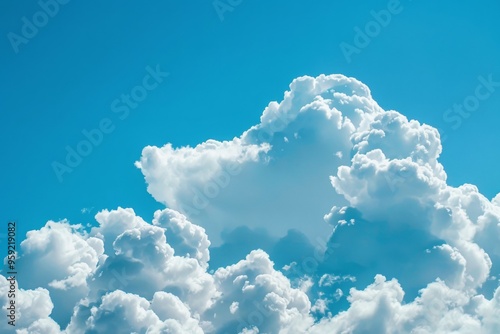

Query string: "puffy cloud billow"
[[2, 74, 500, 333]]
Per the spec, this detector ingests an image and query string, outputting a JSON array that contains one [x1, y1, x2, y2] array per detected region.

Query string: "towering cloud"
[[2, 74, 500, 333]]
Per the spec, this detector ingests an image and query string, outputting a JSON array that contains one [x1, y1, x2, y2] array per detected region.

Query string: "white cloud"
[[136, 75, 384, 245], [136, 139, 270, 215], [15, 221, 103, 326], [205, 249, 314, 333], [306, 275, 485, 334], [88, 209, 217, 315], [0, 275, 61, 333], [91, 207, 148, 254], [78, 290, 161, 333], [19, 221, 102, 290], [153, 208, 211, 267], [151, 291, 204, 334], [3, 74, 500, 333]]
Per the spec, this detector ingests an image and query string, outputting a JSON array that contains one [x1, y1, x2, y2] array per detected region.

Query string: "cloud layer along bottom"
[[3, 74, 500, 333]]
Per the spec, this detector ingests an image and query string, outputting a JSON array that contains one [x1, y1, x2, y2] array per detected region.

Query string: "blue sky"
[[1, 1, 500, 332]]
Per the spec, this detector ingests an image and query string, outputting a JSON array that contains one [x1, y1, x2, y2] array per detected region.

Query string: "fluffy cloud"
[[88, 208, 217, 315], [153, 208, 211, 267], [68, 290, 205, 334], [205, 250, 313, 333], [17, 208, 312, 333], [307, 275, 484, 334], [2, 74, 500, 333], [0, 276, 61, 333], [15, 221, 103, 326], [135, 75, 380, 245], [305, 275, 500, 334]]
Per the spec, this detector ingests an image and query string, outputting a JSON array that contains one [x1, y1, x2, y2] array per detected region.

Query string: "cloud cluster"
[[135, 75, 378, 245], [2, 74, 500, 333], [3, 207, 318, 333], [308, 275, 500, 334]]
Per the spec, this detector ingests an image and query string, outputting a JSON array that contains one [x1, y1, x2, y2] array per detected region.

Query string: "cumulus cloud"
[[88, 208, 217, 315], [135, 75, 381, 245], [153, 208, 211, 267], [0, 276, 61, 333], [68, 290, 205, 334], [2, 74, 500, 333], [15, 221, 103, 326], [205, 249, 313, 333]]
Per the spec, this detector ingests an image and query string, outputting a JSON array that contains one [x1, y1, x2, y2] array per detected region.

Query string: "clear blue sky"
[[1, 0, 499, 241]]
